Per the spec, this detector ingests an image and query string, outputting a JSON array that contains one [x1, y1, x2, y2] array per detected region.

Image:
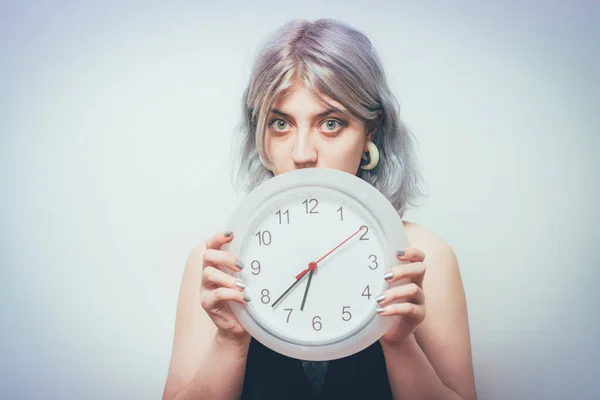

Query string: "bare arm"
[[163, 235, 251, 400], [170, 332, 250, 400], [382, 223, 476, 400]]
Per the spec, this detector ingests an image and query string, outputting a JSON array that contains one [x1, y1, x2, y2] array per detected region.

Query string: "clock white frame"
[[223, 168, 409, 361]]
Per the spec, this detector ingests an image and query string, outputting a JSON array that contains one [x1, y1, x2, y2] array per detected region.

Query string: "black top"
[[241, 337, 393, 400]]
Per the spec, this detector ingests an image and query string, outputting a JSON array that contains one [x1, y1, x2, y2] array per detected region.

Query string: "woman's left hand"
[[377, 247, 427, 346]]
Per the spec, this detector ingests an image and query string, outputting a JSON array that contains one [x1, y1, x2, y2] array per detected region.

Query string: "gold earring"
[[360, 141, 379, 170]]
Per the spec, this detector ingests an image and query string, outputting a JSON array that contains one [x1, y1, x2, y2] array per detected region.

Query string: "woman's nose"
[[291, 130, 317, 167]]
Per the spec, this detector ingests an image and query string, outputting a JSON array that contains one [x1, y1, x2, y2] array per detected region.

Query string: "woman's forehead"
[[270, 83, 349, 117]]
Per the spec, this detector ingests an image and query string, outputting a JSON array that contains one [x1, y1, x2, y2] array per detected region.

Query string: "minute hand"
[[295, 225, 367, 280], [271, 273, 306, 308]]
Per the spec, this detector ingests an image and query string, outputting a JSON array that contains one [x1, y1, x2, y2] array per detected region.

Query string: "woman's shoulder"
[[402, 221, 459, 278], [402, 220, 457, 262]]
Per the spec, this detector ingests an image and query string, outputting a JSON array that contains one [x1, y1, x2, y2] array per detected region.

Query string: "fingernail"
[[375, 294, 385, 303], [236, 261, 245, 270], [383, 272, 393, 281], [396, 250, 405, 257], [243, 292, 251, 302], [235, 281, 246, 290], [376, 307, 386, 313], [224, 231, 233, 237]]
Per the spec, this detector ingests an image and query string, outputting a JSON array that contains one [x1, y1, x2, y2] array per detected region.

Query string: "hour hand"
[[271, 274, 305, 308], [300, 269, 314, 311]]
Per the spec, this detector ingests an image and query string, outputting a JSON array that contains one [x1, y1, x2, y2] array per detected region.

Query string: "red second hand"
[[295, 225, 367, 280]]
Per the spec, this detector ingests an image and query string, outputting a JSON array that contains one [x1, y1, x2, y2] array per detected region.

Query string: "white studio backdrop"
[[1, 1, 599, 399]]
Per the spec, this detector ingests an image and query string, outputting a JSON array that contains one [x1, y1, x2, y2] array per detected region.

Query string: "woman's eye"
[[270, 119, 290, 132], [321, 120, 342, 133]]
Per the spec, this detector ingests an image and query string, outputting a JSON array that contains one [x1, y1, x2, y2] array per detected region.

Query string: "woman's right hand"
[[200, 231, 250, 341]]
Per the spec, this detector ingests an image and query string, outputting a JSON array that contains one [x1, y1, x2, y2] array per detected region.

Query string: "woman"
[[162, 19, 476, 400]]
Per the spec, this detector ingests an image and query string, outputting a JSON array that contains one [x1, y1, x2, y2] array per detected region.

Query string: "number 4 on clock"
[[362, 285, 371, 300]]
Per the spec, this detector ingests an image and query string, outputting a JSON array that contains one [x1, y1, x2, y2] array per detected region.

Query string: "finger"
[[201, 287, 251, 312], [376, 283, 425, 306], [203, 248, 244, 272], [206, 231, 234, 250], [376, 302, 426, 321], [396, 247, 426, 262], [384, 262, 426, 285], [202, 266, 246, 291]]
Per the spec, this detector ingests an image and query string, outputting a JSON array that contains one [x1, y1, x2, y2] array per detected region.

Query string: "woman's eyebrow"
[[269, 107, 347, 119]]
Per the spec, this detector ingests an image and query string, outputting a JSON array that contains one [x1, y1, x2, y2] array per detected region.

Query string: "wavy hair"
[[231, 19, 427, 217]]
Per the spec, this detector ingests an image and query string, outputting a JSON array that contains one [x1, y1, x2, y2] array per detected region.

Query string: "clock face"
[[224, 168, 408, 361], [238, 187, 387, 346]]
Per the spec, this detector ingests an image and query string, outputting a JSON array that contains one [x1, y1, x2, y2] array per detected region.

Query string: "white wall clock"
[[223, 168, 409, 361]]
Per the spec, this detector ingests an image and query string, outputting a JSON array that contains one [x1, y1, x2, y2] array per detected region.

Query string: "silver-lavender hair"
[[231, 19, 427, 217]]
